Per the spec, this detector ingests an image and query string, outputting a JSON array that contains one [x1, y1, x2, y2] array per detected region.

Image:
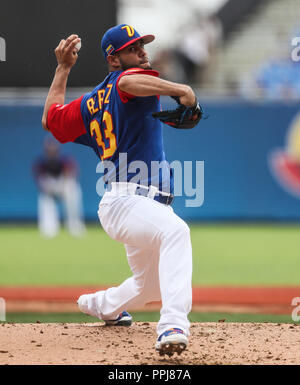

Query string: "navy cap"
[[101, 24, 155, 58]]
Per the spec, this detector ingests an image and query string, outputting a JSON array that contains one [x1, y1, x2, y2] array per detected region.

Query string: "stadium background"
[[0, 0, 300, 324]]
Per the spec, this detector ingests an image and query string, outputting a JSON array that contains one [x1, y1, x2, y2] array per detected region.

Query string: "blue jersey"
[[47, 67, 174, 193]]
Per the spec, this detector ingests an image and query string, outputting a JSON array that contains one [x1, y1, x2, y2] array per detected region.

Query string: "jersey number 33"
[[90, 111, 117, 160]]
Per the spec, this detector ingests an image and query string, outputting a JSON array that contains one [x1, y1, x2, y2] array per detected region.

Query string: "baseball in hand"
[[75, 40, 81, 52]]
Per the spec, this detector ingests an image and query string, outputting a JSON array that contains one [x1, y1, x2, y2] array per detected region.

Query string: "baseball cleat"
[[77, 295, 132, 326], [77, 293, 100, 319], [104, 311, 132, 326], [155, 328, 188, 356]]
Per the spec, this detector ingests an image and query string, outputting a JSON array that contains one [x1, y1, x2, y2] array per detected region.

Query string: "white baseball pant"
[[95, 184, 193, 336]]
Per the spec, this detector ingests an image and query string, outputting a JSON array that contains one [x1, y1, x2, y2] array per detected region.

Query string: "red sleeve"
[[116, 68, 160, 103], [46, 96, 86, 143]]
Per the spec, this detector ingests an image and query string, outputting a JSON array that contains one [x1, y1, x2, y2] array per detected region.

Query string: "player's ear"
[[107, 54, 121, 70]]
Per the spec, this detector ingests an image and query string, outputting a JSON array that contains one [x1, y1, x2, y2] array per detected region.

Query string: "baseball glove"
[[152, 96, 204, 129]]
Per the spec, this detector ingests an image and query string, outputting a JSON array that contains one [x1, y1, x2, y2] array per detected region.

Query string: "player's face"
[[116, 40, 152, 70]]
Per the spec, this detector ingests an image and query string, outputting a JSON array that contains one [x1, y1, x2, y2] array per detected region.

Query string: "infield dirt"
[[0, 322, 299, 365]]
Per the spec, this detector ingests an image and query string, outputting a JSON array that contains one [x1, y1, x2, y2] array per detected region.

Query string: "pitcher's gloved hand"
[[152, 96, 204, 129]]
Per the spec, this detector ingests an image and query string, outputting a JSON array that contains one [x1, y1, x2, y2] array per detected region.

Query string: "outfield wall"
[[0, 99, 300, 221]]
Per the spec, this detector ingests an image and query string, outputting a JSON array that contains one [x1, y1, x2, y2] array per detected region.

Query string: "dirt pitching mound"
[[0, 322, 299, 365]]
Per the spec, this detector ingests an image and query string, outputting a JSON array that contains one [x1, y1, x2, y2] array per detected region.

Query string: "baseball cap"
[[101, 24, 155, 58]]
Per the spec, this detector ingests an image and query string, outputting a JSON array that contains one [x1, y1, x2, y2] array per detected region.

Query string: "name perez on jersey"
[[86, 83, 113, 115]]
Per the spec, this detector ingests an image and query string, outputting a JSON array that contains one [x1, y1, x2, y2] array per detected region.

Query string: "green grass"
[[3, 312, 298, 324], [1, 224, 300, 286]]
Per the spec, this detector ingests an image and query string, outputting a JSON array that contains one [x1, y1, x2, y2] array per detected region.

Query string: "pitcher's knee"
[[165, 219, 190, 241], [132, 279, 150, 299], [133, 278, 161, 304], [144, 285, 161, 303]]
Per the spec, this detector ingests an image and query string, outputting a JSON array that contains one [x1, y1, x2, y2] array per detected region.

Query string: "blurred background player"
[[33, 137, 85, 238]]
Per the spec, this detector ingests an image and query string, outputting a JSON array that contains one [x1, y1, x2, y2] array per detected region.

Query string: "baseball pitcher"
[[42, 24, 203, 356]]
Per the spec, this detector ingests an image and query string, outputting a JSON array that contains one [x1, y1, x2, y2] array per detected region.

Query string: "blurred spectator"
[[33, 137, 85, 238], [151, 13, 222, 86], [255, 58, 300, 101], [151, 49, 186, 83], [174, 13, 222, 85], [242, 25, 300, 101]]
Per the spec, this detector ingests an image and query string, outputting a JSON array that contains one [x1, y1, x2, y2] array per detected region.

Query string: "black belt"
[[134, 185, 174, 206], [106, 184, 174, 206], [154, 193, 174, 206]]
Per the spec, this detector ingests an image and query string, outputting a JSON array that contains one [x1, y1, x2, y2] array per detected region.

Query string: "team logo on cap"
[[121, 25, 135, 37], [106, 44, 115, 55]]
